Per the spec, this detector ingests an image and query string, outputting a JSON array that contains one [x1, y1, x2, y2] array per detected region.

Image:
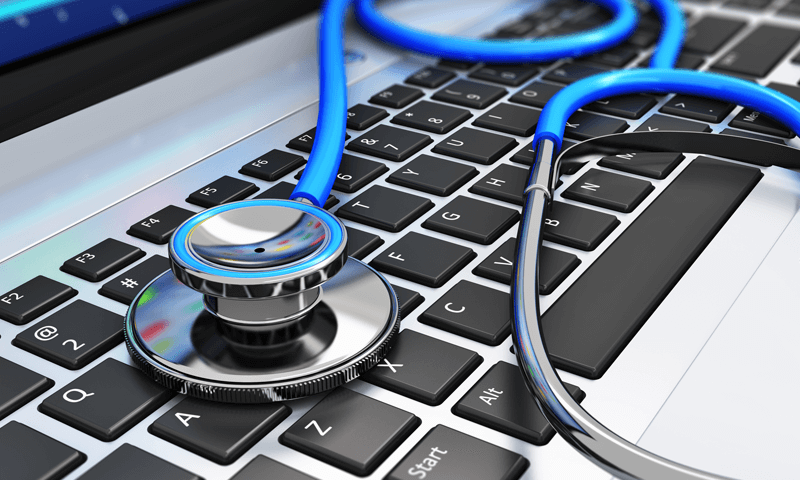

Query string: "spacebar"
[[542, 156, 762, 379]]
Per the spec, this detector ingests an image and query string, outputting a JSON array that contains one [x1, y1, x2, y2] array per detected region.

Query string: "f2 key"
[[61, 239, 144, 282]]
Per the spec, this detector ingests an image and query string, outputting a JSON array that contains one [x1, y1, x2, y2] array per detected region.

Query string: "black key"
[[370, 84, 424, 108], [563, 169, 654, 213], [780, 0, 800, 15], [99, 255, 170, 305], [544, 62, 609, 84], [39, 358, 174, 441], [336, 186, 433, 232], [348, 104, 389, 130], [544, 157, 762, 378], [392, 101, 471, 134], [543, 201, 620, 250], [473, 103, 540, 136], [295, 154, 388, 193], [77, 444, 200, 480], [186, 175, 258, 208], [470, 163, 529, 205], [660, 95, 734, 123], [387, 154, 478, 196], [720, 128, 785, 144], [150, 397, 290, 464], [599, 152, 685, 179], [725, 0, 772, 9], [712, 25, 800, 78], [509, 81, 562, 108], [239, 149, 305, 181], [0, 276, 77, 325], [564, 111, 629, 141], [391, 284, 424, 319], [638, 52, 705, 70], [347, 125, 432, 162], [254, 181, 339, 209], [438, 59, 477, 70], [432, 80, 507, 109], [385, 425, 529, 480], [346, 227, 384, 260], [729, 108, 793, 138], [230, 456, 317, 480], [636, 114, 711, 133], [586, 45, 638, 67], [371, 232, 476, 288], [433, 128, 518, 164], [0, 422, 85, 480], [406, 67, 456, 88], [0, 358, 53, 419], [496, 20, 538, 37], [423, 196, 519, 245], [684, 16, 746, 54], [453, 362, 585, 445], [127, 205, 195, 245], [469, 65, 539, 86], [13, 301, 123, 370], [626, 28, 659, 49], [279, 388, 420, 476], [61, 238, 144, 282], [584, 94, 657, 120], [287, 127, 351, 153], [510, 139, 579, 167], [420, 280, 511, 345]]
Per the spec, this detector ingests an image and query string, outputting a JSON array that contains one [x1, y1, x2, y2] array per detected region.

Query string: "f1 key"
[[61, 239, 144, 282]]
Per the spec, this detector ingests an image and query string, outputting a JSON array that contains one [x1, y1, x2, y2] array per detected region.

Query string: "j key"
[[564, 111, 629, 141], [433, 127, 518, 164], [362, 330, 482, 405], [636, 114, 711, 133], [346, 227, 384, 260], [99, 255, 170, 305], [599, 152, 685, 179], [127, 205, 195, 245], [347, 104, 389, 130], [254, 181, 339, 209], [280, 388, 420, 476], [0, 276, 77, 325], [406, 67, 456, 88], [453, 362, 585, 445], [730, 109, 793, 138], [469, 65, 539, 86], [239, 149, 305, 181], [14, 301, 123, 370], [473, 103, 540, 136], [61, 238, 144, 282], [186, 175, 258, 208], [391, 284, 424, 319], [544, 62, 609, 84], [336, 185, 434, 232], [543, 201, 620, 250], [638, 52, 704, 70], [470, 163, 529, 205], [432, 80, 507, 109], [77, 444, 200, 480], [712, 25, 800, 78], [371, 232, 476, 287], [295, 154, 388, 193], [420, 280, 511, 345], [347, 125, 432, 162], [584, 94, 657, 120], [683, 16, 746, 54], [586, 45, 638, 67], [0, 422, 85, 480], [385, 425, 529, 480], [563, 169, 654, 213], [0, 357, 53, 419], [231, 456, 317, 480], [387, 154, 478, 196], [423, 196, 520, 245], [660, 95, 734, 123], [39, 358, 174, 441], [392, 101, 472, 134], [288, 127, 351, 153], [150, 397, 290, 464], [510, 139, 579, 166], [509, 81, 562, 108], [370, 84, 424, 108]]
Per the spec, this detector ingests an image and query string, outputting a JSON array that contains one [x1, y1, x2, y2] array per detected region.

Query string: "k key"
[[636, 114, 711, 133], [564, 111, 629, 141]]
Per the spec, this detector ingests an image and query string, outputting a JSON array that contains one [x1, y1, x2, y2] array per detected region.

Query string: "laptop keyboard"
[[2, 0, 800, 478]]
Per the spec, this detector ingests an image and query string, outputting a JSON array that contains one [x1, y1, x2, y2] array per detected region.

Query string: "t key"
[[347, 125, 432, 162], [61, 238, 144, 282], [336, 185, 434, 232]]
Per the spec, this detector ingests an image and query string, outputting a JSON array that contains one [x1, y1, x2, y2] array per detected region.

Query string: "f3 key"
[[61, 238, 144, 282]]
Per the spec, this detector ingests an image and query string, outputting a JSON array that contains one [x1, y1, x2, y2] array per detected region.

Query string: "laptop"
[[0, 0, 798, 478]]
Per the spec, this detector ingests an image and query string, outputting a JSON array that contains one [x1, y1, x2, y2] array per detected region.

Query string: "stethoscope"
[[123, 0, 800, 478]]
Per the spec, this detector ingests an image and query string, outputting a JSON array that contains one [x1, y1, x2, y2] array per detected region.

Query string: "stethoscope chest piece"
[[124, 199, 399, 403]]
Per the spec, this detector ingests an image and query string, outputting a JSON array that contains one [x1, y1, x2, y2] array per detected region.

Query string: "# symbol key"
[[121, 278, 139, 289], [405, 112, 414, 117]]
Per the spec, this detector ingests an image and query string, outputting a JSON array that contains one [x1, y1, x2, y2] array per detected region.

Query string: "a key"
[[230, 456, 318, 480], [13, 300, 123, 370], [469, 65, 539, 86], [543, 201, 620, 250], [432, 80, 507, 109], [76, 444, 200, 480], [295, 154, 388, 193], [336, 185, 434, 232], [599, 152, 685, 179], [432, 127, 518, 164], [0, 422, 85, 480], [469, 163, 529, 205], [406, 67, 456, 88], [0, 276, 77, 325], [0, 358, 53, 420], [543, 157, 762, 379], [347, 125, 432, 162], [453, 362, 585, 445], [586, 45, 638, 67], [391, 100, 472, 134], [61, 238, 144, 282], [150, 397, 290, 464], [287, 127, 351, 153], [254, 181, 339, 209], [239, 149, 306, 181], [711, 25, 800, 78], [564, 111, 629, 140], [346, 227, 384, 260], [99, 255, 170, 305], [420, 280, 511, 345], [563, 169, 654, 213], [472, 103, 540, 136], [729, 109, 793, 138], [638, 52, 705, 69], [386, 154, 478, 196], [437, 59, 477, 70], [544, 62, 609, 84], [422, 196, 520, 245], [362, 330, 482, 405], [279, 388, 420, 476], [127, 205, 196, 245], [584, 94, 657, 120], [660, 95, 734, 123], [683, 16, 746, 54], [347, 104, 389, 130], [385, 425, 529, 480], [39, 358, 174, 441], [186, 175, 258, 208], [391, 284, 424, 319], [510, 139, 579, 166], [370, 232, 476, 287], [370, 84, 424, 108], [509, 81, 562, 108], [636, 114, 711, 133]]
